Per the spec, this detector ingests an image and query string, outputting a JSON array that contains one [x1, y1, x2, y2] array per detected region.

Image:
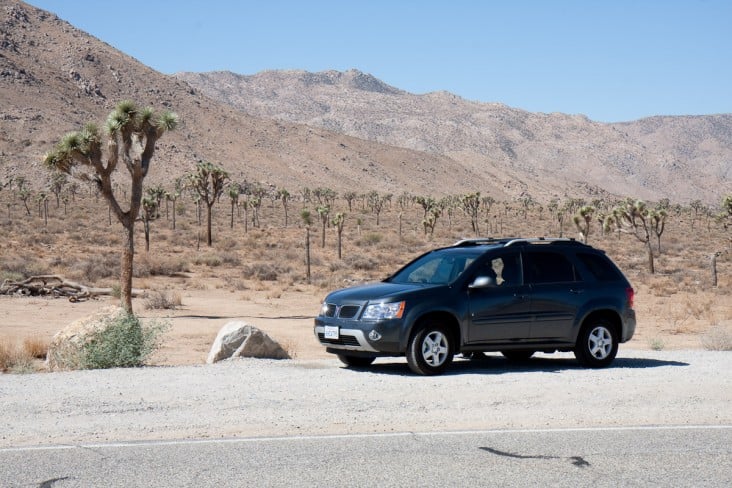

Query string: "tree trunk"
[[120, 221, 135, 313], [337, 229, 342, 260], [172, 198, 177, 230], [305, 227, 311, 283], [646, 241, 655, 274], [206, 203, 213, 246], [144, 220, 150, 252], [711, 253, 718, 287]]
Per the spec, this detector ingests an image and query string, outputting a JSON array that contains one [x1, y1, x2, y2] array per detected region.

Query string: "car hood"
[[326, 281, 434, 303]]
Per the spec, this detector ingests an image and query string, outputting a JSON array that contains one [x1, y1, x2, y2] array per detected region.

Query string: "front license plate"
[[324, 326, 340, 340]]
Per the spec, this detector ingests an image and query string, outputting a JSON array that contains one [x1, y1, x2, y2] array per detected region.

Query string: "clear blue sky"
[[28, 0, 732, 122]]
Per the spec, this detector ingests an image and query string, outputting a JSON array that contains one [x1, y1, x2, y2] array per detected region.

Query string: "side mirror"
[[469, 276, 496, 289]]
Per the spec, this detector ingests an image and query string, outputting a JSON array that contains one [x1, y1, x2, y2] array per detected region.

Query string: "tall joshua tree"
[[573, 205, 595, 244], [44, 100, 178, 312], [186, 161, 229, 246]]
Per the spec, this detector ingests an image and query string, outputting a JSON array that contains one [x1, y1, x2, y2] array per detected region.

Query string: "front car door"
[[467, 251, 532, 343]]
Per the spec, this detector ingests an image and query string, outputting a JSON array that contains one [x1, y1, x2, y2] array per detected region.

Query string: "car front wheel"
[[406, 321, 454, 375], [574, 320, 618, 368]]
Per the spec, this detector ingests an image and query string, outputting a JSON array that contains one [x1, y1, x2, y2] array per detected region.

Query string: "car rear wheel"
[[337, 354, 375, 368], [406, 321, 454, 375], [501, 350, 535, 361], [574, 319, 618, 368]]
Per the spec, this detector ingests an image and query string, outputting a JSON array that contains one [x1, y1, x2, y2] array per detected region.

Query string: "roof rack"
[[452, 237, 513, 247], [504, 237, 579, 247], [452, 237, 582, 248]]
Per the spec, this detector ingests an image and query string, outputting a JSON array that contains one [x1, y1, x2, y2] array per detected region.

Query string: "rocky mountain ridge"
[[177, 69, 732, 204], [1, 0, 729, 204]]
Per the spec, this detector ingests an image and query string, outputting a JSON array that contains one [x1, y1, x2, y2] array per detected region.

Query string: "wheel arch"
[[404, 311, 462, 350], [579, 309, 621, 339]]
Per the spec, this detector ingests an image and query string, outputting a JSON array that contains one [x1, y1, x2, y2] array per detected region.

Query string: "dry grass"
[[0, 340, 38, 373], [144, 290, 183, 310]]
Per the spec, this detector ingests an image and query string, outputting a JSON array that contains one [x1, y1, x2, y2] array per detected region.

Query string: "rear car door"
[[523, 249, 584, 341]]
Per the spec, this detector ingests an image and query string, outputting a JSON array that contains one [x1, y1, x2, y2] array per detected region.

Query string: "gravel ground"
[[1, 350, 730, 448]]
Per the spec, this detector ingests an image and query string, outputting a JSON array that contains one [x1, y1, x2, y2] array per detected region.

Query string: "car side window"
[[523, 251, 577, 284], [576, 252, 623, 281], [488, 252, 521, 287]]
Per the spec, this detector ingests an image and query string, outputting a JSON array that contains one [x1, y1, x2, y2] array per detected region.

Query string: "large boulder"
[[46, 306, 124, 371], [207, 321, 290, 364]]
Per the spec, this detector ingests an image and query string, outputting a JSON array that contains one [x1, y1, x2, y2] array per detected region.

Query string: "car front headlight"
[[362, 301, 405, 320]]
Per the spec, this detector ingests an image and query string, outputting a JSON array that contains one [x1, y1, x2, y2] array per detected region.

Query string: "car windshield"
[[388, 248, 482, 285]]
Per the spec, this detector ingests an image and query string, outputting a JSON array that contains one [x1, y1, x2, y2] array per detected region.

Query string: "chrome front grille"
[[338, 305, 360, 319], [323, 303, 361, 320]]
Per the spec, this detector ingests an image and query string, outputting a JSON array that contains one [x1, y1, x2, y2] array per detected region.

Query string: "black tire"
[[337, 354, 375, 368], [573, 319, 618, 368], [501, 350, 535, 361], [406, 321, 454, 375]]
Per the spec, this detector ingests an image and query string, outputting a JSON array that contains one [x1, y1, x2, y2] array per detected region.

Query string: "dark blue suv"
[[314, 238, 636, 375]]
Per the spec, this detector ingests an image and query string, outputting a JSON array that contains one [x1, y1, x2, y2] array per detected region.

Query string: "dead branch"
[[0, 275, 145, 302]]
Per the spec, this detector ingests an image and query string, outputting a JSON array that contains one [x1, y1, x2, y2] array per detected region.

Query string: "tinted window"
[[389, 249, 479, 285], [577, 252, 623, 281], [523, 251, 577, 284]]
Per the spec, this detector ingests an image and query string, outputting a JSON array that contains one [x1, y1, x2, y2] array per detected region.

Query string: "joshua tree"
[[301, 209, 313, 282], [227, 182, 241, 229], [611, 199, 656, 273], [44, 100, 178, 311], [573, 205, 595, 244], [48, 172, 67, 208], [343, 191, 358, 212], [461, 192, 481, 236], [186, 161, 229, 246], [17, 184, 31, 217], [423, 205, 442, 236], [649, 207, 668, 253], [278, 188, 291, 227], [367, 190, 385, 225], [140, 192, 159, 252], [317, 204, 330, 247], [332, 212, 346, 259]]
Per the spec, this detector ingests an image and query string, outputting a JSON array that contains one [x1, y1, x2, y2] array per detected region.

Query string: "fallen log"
[[0, 275, 145, 301]]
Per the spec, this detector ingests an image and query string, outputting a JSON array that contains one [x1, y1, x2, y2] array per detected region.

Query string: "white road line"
[[2, 424, 730, 453]]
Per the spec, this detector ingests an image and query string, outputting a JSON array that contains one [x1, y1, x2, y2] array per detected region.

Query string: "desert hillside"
[[0, 0, 484, 198], [176, 69, 732, 204], [0, 0, 729, 204]]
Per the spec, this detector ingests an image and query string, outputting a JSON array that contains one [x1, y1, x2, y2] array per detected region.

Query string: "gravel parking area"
[[1, 350, 730, 448]]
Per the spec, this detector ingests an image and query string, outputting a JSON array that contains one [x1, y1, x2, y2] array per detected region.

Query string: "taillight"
[[626, 287, 635, 308]]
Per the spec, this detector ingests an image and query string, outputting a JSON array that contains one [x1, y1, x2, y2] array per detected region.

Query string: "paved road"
[[1, 426, 730, 487]]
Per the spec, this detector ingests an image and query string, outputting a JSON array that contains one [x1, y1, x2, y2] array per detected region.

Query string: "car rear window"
[[577, 252, 623, 281]]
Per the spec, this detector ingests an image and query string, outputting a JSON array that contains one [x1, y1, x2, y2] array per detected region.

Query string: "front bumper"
[[313, 316, 403, 354]]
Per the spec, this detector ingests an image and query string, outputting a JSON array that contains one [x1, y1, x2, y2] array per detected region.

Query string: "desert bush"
[[0, 340, 36, 373], [345, 255, 378, 271], [700, 326, 732, 351], [69, 254, 119, 283], [242, 262, 291, 281], [356, 232, 383, 247], [0, 255, 48, 280], [144, 290, 182, 310], [80, 312, 169, 369], [23, 338, 48, 359], [192, 251, 240, 267], [134, 254, 189, 277]]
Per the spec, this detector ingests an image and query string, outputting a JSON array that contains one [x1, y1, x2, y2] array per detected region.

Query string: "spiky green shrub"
[[80, 312, 168, 369]]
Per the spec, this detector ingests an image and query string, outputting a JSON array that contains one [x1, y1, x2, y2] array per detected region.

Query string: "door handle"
[[570, 289, 585, 294]]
